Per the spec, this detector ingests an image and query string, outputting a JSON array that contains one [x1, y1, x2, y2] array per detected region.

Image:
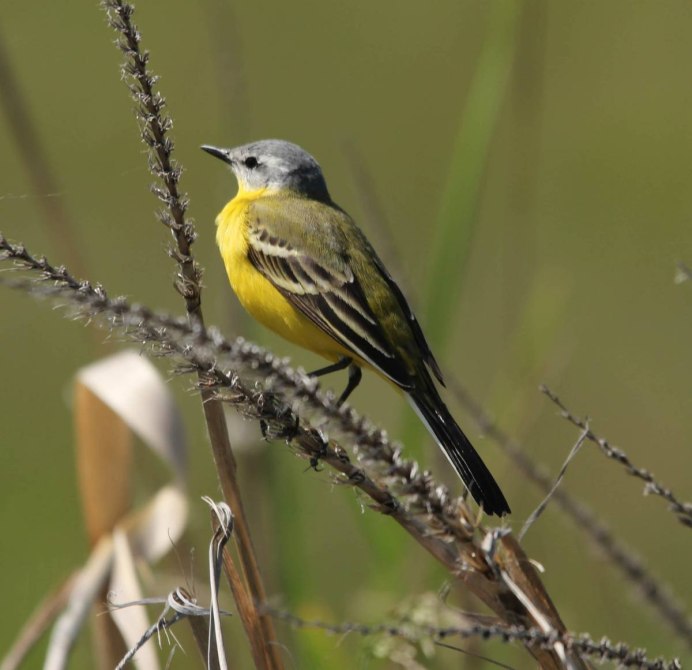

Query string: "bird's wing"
[[369, 253, 445, 385], [246, 201, 413, 388]]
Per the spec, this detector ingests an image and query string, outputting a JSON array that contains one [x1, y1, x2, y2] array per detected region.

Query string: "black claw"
[[306, 455, 323, 472], [306, 357, 362, 407]]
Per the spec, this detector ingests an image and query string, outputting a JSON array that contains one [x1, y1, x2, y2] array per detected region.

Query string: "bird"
[[202, 139, 510, 516]]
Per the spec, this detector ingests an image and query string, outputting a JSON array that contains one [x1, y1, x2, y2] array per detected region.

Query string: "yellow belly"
[[215, 192, 352, 364]]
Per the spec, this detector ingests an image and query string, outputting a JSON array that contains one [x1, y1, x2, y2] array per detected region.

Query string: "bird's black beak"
[[201, 144, 233, 165]]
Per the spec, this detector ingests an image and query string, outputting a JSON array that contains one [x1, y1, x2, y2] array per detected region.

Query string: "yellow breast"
[[215, 190, 350, 363]]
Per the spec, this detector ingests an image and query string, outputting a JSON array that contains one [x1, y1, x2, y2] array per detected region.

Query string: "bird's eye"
[[244, 156, 258, 169]]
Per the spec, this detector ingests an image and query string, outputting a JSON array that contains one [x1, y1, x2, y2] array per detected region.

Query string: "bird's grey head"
[[201, 139, 331, 201]]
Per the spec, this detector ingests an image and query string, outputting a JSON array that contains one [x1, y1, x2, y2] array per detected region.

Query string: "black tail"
[[408, 386, 510, 516]]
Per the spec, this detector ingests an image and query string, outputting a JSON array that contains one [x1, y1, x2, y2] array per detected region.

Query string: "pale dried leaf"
[[110, 529, 161, 670], [77, 350, 187, 483], [44, 485, 187, 669], [123, 485, 188, 563]]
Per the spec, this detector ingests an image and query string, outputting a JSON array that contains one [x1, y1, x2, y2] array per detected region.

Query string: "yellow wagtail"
[[202, 139, 510, 516]]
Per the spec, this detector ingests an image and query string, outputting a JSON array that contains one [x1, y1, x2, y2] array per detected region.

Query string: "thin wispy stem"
[[541, 385, 692, 528], [448, 376, 692, 649], [266, 608, 681, 670], [100, 0, 200, 315], [519, 423, 590, 541], [99, 1, 281, 665], [110, 588, 223, 670]]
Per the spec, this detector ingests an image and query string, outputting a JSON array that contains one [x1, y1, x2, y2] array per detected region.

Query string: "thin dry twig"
[[540, 385, 692, 528], [1, 239, 589, 669], [446, 376, 692, 648], [110, 587, 226, 670], [519, 423, 590, 541], [266, 608, 681, 670], [99, 1, 281, 665]]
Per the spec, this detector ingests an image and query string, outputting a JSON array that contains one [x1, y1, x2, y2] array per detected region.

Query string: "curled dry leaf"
[[77, 350, 187, 486]]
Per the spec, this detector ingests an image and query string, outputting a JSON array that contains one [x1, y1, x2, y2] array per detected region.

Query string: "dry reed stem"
[[0, 240, 593, 669], [218, 541, 272, 669], [99, 1, 281, 665]]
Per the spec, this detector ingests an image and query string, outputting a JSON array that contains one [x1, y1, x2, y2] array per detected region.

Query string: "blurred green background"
[[2, 0, 692, 667]]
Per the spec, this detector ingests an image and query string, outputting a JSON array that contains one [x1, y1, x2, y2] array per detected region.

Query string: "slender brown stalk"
[[219, 547, 271, 670], [98, 2, 282, 667]]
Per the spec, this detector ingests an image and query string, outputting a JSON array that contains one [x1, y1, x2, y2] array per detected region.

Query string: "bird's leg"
[[307, 357, 362, 406], [307, 356, 352, 378], [336, 364, 362, 407]]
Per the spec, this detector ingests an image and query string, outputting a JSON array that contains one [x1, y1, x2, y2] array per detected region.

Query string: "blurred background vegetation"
[[1, 0, 691, 667]]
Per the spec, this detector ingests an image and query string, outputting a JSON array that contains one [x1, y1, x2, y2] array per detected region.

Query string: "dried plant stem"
[[0, 241, 587, 669], [541, 385, 692, 527], [99, 2, 281, 666], [447, 376, 692, 649], [339, 104, 692, 645], [219, 547, 270, 669], [197, 392, 283, 664], [267, 608, 681, 670]]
